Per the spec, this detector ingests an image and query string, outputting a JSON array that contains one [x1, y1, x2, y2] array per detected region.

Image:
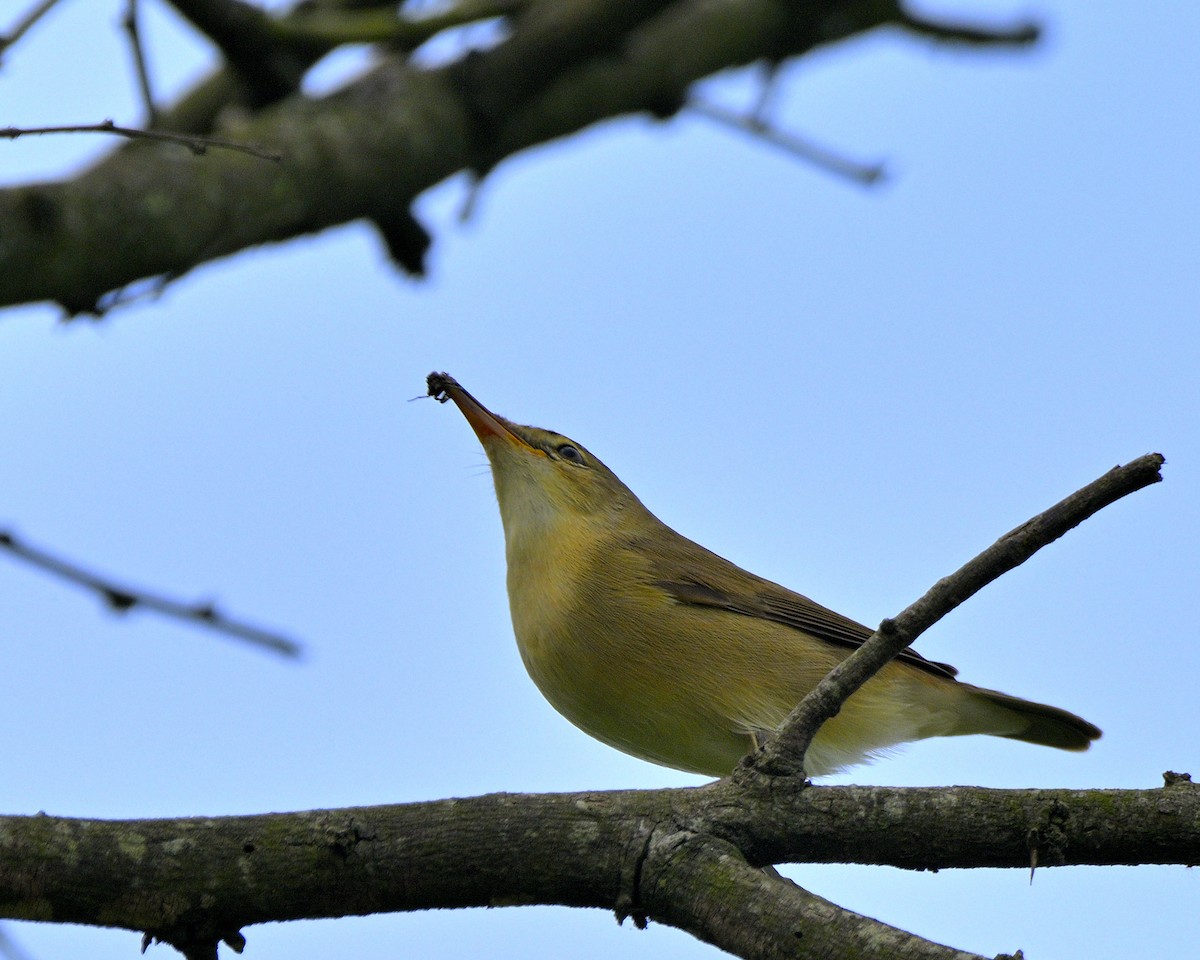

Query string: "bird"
[[427, 372, 1101, 777]]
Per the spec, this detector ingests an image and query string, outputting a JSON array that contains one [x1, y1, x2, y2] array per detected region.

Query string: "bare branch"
[[687, 98, 885, 186], [642, 833, 985, 960], [0, 925, 35, 960], [753, 453, 1165, 778], [0, 120, 283, 161], [0, 0, 61, 60], [0, 528, 302, 659], [448, 0, 681, 128], [1, 780, 1197, 955], [0, 0, 1045, 313], [897, 7, 1040, 47], [123, 0, 160, 126], [164, 0, 306, 105]]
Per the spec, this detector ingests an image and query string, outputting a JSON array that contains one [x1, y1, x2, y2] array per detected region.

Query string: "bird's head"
[[428, 372, 641, 539]]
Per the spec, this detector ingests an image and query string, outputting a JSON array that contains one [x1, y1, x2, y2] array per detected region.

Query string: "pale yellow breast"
[[501, 521, 966, 777], [502, 527, 754, 774]]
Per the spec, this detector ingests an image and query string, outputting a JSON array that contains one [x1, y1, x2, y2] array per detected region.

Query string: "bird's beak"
[[427, 372, 535, 451]]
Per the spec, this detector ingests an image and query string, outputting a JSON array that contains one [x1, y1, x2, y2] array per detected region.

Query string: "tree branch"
[[0, 60, 467, 314], [271, 0, 525, 48], [896, 8, 1039, 47], [122, 0, 160, 125], [164, 0, 308, 105], [0, 121, 283, 162], [135, 0, 524, 139], [752, 453, 1165, 778], [0, 528, 302, 658], [686, 97, 885, 185], [0, 0, 1044, 314], [641, 832, 985, 960], [2, 779, 1197, 957], [0, 0, 61, 61]]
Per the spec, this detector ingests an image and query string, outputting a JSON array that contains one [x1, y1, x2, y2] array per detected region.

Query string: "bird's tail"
[[958, 684, 1101, 751]]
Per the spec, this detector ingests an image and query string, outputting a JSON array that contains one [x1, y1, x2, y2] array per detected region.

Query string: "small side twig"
[[753, 453, 1165, 777], [0, 0, 62, 59], [0, 924, 35, 960], [0, 120, 282, 162], [896, 9, 1040, 47], [0, 528, 302, 659], [687, 98, 885, 186], [123, 0, 160, 126], [749, 60, 781, 127]]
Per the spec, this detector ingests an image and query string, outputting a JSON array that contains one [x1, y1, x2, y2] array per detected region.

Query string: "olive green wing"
[[641, 532, 959, 681]]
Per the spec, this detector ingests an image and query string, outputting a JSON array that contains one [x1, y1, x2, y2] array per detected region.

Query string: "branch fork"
[[749, 453, 1165, 781], [0, 455, 1168, 960]]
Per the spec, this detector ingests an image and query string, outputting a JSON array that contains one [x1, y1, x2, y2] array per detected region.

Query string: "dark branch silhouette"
[[686, 97, 886, 186], [754, 453, 1165, 777], [0, 0, 61, 59], [122, 0, 160, 126], [0, 1, 1044, 314], [0, 528, 302, 658], [0, 120, 283, 161], [166, 0, 307, 106], [898, 9, 1040, 46]]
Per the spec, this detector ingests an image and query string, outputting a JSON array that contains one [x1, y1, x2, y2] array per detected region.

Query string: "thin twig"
[[123, 0, 160, 126], [687, 98, 885, 186], [0, 0, 62, 58], [897, 9, 1040, 47], [0, 925, 35, 960], [0, 528, 302, 659], [749, 61, 781, 128], [752, 453, 1165, 778], [0, 120, 282, 162]]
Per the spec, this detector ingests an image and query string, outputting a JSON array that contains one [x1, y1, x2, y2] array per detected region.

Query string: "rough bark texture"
[[0, 0, 1034, 314], [2, 780, 1198, 956]]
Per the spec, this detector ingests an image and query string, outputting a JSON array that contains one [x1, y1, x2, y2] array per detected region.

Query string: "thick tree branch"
[[447, 0, 681, 133], [0, 60, 467, 314], [640, 833, 985, 960], [719, 777, 1200, 871], [2, 780, 1197, 957], [753, 453, 1165, 777], [141, 0, 524, 137], [0, 0, 1042, 314], [0, 61, 469, 314], [165, 0, 308, 105]]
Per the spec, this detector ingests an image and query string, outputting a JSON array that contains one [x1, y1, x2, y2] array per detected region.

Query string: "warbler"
[[428, 372, 1100, 777]]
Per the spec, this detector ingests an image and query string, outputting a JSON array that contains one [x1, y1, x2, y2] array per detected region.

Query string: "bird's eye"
[[556, 443, 585, 464]]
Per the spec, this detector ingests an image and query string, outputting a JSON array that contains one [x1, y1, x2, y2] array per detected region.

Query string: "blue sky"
[[2, 1, 1197, 958]]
